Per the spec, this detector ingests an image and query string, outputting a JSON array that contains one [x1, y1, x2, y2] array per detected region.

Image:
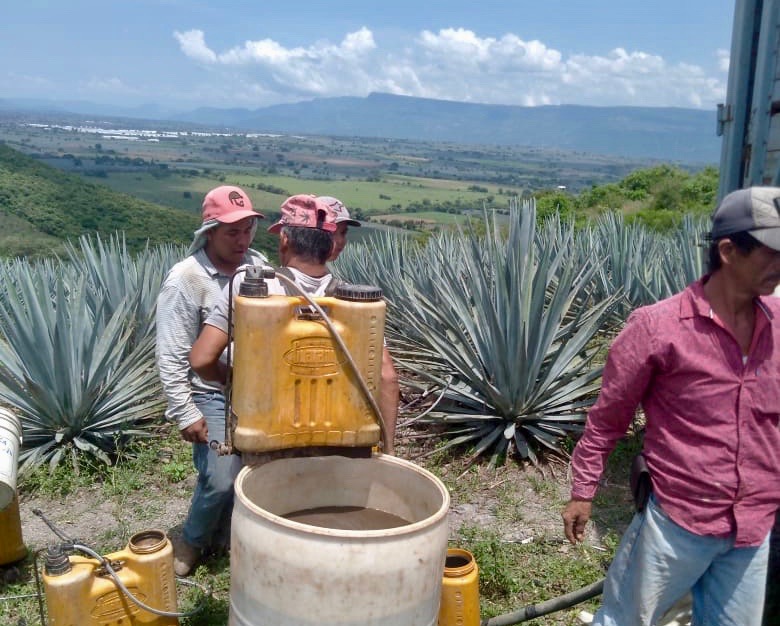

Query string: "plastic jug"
[[0, 492, 27, 566], [438, 548, 480, 626], [42, 529, 178, 625]]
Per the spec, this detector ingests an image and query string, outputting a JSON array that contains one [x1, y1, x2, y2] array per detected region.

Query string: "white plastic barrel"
[[230, 454, 450, 626], [0, 408, 22, 511]]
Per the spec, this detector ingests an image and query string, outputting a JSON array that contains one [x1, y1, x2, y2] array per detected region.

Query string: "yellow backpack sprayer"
[[30, 508, 210, 626], [0, 410, 210, 625], [228, 266, 387, 455], [40, 525, 180, 626]]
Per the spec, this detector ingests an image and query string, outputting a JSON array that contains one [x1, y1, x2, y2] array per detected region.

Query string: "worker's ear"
[[717, 237, 737, 266]]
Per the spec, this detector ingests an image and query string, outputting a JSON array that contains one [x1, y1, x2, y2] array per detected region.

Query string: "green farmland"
[[0, 112, 663, 224], [37, 168, 519, 219]]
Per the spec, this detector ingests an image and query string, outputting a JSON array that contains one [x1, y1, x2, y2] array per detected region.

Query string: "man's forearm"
[[379, 347, 399, 454], [190, 325, 230, 385]]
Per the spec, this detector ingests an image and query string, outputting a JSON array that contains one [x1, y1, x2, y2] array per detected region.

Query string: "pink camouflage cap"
[[267, 194, 338, 234], [317, 196, 361, 227]]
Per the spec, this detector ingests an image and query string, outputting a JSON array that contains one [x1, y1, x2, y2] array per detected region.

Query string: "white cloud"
[[174, 30, 217, 64], [173, 27, 726, 109], [418, 28, 562, 72], [717, 48, 730, 73]]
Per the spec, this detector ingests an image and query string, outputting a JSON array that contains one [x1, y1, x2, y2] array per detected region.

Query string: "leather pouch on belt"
[[630, 453, 652, 512]]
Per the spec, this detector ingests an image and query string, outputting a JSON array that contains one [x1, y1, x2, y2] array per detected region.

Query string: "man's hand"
[[562, 498, 592, 544], [180, 418, 208, 444]]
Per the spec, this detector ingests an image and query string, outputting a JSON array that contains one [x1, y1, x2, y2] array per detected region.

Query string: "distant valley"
[[0, 92, 720, 164]]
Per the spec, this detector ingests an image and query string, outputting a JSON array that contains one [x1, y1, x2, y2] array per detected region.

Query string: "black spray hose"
[[482, 578, 604, 626]]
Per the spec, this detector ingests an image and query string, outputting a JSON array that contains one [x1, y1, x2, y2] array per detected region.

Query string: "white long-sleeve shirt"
[[155, 248, 267, 430]]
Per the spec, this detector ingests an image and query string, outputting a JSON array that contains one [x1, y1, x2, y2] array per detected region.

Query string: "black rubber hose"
[[482, 578, 605, 626]]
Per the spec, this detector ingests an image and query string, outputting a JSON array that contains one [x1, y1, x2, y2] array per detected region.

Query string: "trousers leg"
[[692, 532, 769, 626], [182, 393, 242, 550], [594, 496, 713, 626]]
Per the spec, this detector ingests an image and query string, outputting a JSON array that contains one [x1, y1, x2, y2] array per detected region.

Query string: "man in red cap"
[[156, 185, 266, 576], [189, 194, 398, 454]]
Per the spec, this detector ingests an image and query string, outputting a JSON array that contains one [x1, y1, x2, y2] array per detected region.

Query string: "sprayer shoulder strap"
[[274, 266, 344, 297], [274, 266, 298, 296], [325, 277, 345, 297]]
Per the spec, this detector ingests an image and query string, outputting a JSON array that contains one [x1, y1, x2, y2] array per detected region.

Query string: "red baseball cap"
[[267, 195, 338, 234], [201, 185, 264, 223]]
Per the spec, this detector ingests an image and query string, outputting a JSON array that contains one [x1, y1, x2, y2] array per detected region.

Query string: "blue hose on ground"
[[482, 578, 604, 625]]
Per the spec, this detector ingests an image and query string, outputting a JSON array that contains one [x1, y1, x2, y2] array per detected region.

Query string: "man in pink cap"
[[190, 194, 398, 454], [316, 195, 361, 261], [315, 196, 399, 446], [156, 185, 267, 576]]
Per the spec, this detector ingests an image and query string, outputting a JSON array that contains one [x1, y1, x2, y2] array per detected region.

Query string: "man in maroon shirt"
[[562, 187, 780, 625]]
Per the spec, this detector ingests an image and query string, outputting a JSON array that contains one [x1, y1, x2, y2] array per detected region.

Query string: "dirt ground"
[[18, 479, 191, 553], [16, 428, 583, 555]]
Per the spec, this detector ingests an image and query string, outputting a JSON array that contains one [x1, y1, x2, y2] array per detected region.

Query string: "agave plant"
[[340, 201, 620, 465], [578, 211, 709, 324], [580, 212, 672, 323], [657, 213, 709, 296], [64, 234, 185, 347], [0, 246, 170, 474]]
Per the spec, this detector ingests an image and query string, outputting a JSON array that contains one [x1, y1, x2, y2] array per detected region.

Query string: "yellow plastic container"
[[42, 529, 178, 626], [231, 286, 385, 453], [438, 548, 480, 626], [0, 492, 27, 565]]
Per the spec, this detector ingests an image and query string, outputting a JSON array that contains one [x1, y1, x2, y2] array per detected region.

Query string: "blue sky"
[[2, 0, 735, 111]]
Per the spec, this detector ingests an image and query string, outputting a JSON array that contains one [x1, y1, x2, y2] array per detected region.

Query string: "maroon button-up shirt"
[[572, 278, 780, 547]]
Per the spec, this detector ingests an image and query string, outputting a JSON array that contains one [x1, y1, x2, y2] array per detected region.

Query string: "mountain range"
[[0, 92, 720, 164]]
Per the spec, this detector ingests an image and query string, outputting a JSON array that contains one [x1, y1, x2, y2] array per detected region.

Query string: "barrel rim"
[[234, 454, 450, 538], [0, 408, 22, 440]]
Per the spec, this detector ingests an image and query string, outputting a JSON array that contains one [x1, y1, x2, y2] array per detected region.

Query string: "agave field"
[[334, 201, 707, 467], [0, 236, 184, 474], [0, 202, 708, 474]]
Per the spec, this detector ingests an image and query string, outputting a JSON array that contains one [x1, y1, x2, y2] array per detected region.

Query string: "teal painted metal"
[[745, 0, 780, 186], [718, 0, 763, 200], [716, 0, 780, 199]]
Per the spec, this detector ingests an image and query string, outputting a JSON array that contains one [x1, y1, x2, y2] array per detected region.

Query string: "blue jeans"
[[595, 495, 770, 626], [182, 392, 242, 550]]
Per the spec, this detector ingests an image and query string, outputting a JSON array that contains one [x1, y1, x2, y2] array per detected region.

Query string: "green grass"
[[454, 525, 610, 624]]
